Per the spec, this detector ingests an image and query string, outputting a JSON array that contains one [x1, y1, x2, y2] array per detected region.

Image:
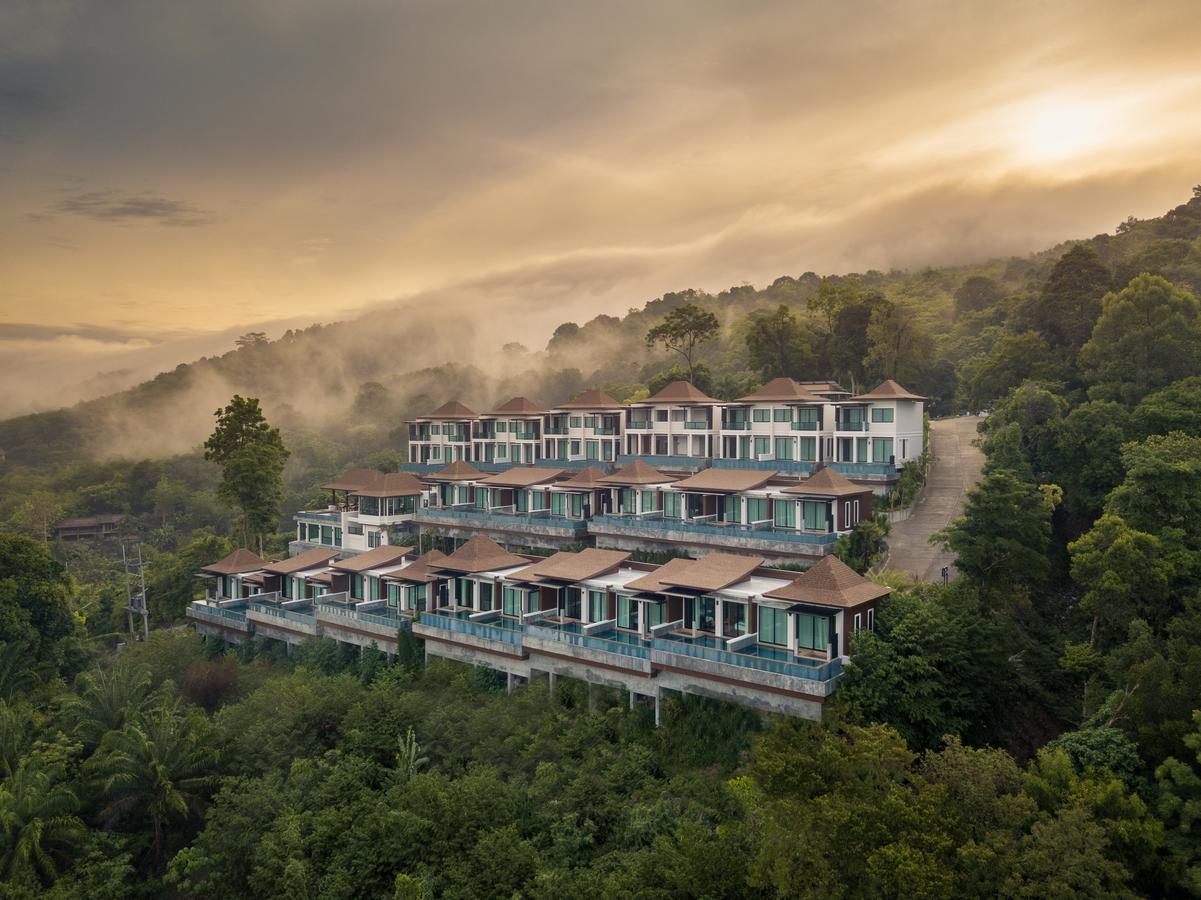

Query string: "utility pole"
[[122, 543, 150, 641]]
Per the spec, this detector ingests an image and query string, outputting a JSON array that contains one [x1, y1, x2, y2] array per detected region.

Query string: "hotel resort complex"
[[190, 377, 922, 720]]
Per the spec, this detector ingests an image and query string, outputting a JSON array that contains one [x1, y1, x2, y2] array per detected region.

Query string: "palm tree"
[[0, 703, 33, 779], [0, 762, 85, 886], [0, 642, 41, 702], [59, 662, 153, 752], [88, 707, 217, 870]]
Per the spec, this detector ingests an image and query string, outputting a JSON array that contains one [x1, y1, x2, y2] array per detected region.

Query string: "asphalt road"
[[884, 415, 985, 582]]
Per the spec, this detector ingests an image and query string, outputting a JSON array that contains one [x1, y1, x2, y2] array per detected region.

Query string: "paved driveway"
[[884, 416, 985, 582]]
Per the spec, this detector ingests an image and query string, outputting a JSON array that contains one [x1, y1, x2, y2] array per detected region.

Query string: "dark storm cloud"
[[52, 191, 214, 226]]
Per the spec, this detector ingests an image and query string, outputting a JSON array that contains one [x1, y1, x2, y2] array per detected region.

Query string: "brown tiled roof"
[[736, 377, 826, 403], [488, 396, 544, 415], [307, 571, 334, 585], [762, 555, 890, 608], [320, 468, 383, 491], [781, 465, 867, 497], [426, 460, 485, 481], [477, 467, 564, 488], [331, 544, 413, 573], [262, 548, 339, 575], [510, 548, 630, 584], [353, 472, 425, 497], [434, 536, 530, 573], [600, 460, 677, 486], [672, 467, 776, 493], [625, 553, 763, 594], [555, 466, 610, 490], [554, 388, 623, 410], [418, 400, 477, 419], [200, 548, 268, 575], [850, 379, 926, 402], [382, 550, 448, 584], [800, 380, 849, 394], [56, 513, 126, 528], [643, 380, 718, 404]]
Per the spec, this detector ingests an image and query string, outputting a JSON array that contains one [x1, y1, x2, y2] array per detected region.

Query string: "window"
[[796, 407, 818, 428], [670, 409, 685, 422], [431, 446, 441, 460], [621, 488, 637, 513], [351, 574, 365, 600], [497, 444, 508, 459], [584, 415, 597, 428], [773, 500, 796, 529], [618, 595, 639, 630], [664, 492, 682, 519], [802, 500, 826, 531], [563, 587, 582, 619], [871, 407, 894, 423], [867, 608, 875, 631], [655, 409, 669, 422], [753, 408, 770, 422], [503, 587, 523, 617], [348, 523, 363, 535], [570, 440, 581, 455], [759, 606, 788, 646], [872, 438, 894, 463], [496, 421, 506, 433], [320, 525, 333, 546], [853, 612, 862, 633], [307, 523, 319, 541], [478, 581, 494, 611], [746, 497, 768, 523], [588, 590, 607, 622], [387, 583, 403, 609], [334, 528, 342, 546], [774, 437, 794, 460], [569, 416, 582, 428], [551, 492, 567, 517], [856, 437, 868, 463], [853, 499, 860, 523], [602, 442, 614, 461], [844, 501, 851, 526], [685, 596, 717, 632], [796, 613, 831, 651], [586, 440, 599, 460], [367, 576, 380, 601], [640, 490, 657, 513], [723, 601, 747, 636], [368, 531, 382, 548], [411, 584, 427, 612], [799, 437, 817, 461], [773, 408, 790, 422], [723, 494, 741, 524], [753, 437, 770, 458], [645, 601, 665, 628]]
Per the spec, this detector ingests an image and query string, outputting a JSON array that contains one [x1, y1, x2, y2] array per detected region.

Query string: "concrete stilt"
[[587, 682, 596, 711], [629, 690, 636, 711], [548, 672, 557, 698], [654, 690, 662, 728], [507, 672, 514, 695]]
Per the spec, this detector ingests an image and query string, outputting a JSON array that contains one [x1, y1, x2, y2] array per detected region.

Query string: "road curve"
[[884, 415, 985, 582]]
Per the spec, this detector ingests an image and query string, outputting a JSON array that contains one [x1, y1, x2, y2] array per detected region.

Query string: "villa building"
[[293, 468, 425, 555]]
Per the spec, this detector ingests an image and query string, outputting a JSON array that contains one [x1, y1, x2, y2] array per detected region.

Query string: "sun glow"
[[1008, 94, 1122, 165]]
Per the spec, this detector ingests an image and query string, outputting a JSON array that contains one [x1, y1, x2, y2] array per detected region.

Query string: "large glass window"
[[411, 584, 427, 612], [570, 440, 581, 455], [753, 408, 770, 422], [569, 416, 582, 428], [359, 496, 380, 516], [308, 523, 319, 541], [759, 606, 789, 646], [746, 497, 769, 523], [387, 583, 402, 609], [621, 488, 637, 513], [602, 442, 614, 461], [871, 407, 894, 423], [321, 525, 333, 546], [802, 500, 826, 531], [685, 596, 717, 632], [799, 437, 817, 461], [795, 613, 830, 651], [640, 490, 657, 513], [618, 595, 639, 630], [723, 494, 742, 524], [551, 492, 567, 517], [753, 437, 770, 458], [773, 408, 790, 422], [774, 437, 794, 460], [478, 581, 494, 611], [723, 601, 747, 636], [873, 438, 894, 463], [503, 587, 523, 617], [563, 587, 581, 619], [645, 601, 666, 628], [664, 492, 682, 519], [774, 501, 797, 529], [796, 408, 818, 428], [588, 590, 607, 622], [586, 440, 599, 460]]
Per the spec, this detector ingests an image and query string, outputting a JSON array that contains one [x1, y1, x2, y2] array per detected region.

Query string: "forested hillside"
[[3, 190, 1201, 897]]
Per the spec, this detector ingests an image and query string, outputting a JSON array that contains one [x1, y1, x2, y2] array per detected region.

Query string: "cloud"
[[51, 190, 214, 226]]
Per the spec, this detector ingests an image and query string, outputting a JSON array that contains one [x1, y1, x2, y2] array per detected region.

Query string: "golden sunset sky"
[[1, 0, 1199, 415]]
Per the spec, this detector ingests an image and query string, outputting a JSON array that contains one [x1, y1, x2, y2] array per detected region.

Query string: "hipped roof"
[[200, 548, 268, 575], [601, 460, 677, 486], [735, 377, 826, 404], [477, 466, 564, 488], [782, 466, 866, 498], [331, 544, 413, 573], [762, 555, 890, 608], [642, 380, 718, 404], [418, 400, 476, 419], [672, 467, 776, 493], [554, 388, 623, 410], [262, 547, 339, 575], [427, 460, 486, 481], [320, 468, 382, 492], [510, 548, 630, 584], [354, 472, 425, 497], [849, 379, 926, 402], [434, 536, 530, 573], [382, 550, 448, 584], [487, 396, 544, 415], [555, 466, 610, 490], [626, 553, 764, 594]]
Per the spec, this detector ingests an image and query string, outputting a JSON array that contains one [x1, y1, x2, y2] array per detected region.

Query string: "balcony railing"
[[588, 515, 838, 545], [525, 623, 650, 660], [835, 421, 868, 432], [415, 506, 586, 532], [296, 509, 342, 523], [188, 602, 250, 628], [790, 421, 818, 431], [319, 603, 409, 632], [683, 420, 711, 430], [592, 426, 618, 435], [651, 638, 842, 682], [722, 421, 752, 430], [418, 611, 523, 646], [627, 420, 653, 429], [248, 602, 317, 625]]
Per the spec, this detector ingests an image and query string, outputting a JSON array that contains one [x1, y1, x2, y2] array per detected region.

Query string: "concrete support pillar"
[[654, 690, 662, 728], [507, 672, 515, 695], [548, 672, 557, 698], [629, 690, 636, 711]]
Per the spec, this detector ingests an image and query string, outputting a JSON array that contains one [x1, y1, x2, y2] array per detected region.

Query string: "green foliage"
[[1105, 432, 1201, 545], [203, 395, 290, 545], [644, 302, 720, 384], [1155, 711, 1201, 894], [743, 304, 814, 380], [833, 513, 889, 573]]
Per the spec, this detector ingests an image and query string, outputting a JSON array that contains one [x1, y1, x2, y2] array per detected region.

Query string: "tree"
[[59, 663, 154, 753], [833, 515, 889, 573], [0, 761, 84, 887], [88, 707, 218, 871], [1156, 711, 1201, 895], [203, 396, 290, 547], [936, 471, 1054, 599], [864, 300, 931, 385], [644, 304, 720, 384], [1079, 275, 1201, 404], [743, 305, 812, 380], [0, 536, 78, 672], [234, 332, 267, 349], [1025, 244, 1112, 350], [10, 491, 67, 544], [1105, 432, 1201, 543], [1132, 376, 1201, 438], [394, 727, 429, 782], [954, 274, 1003, 317]]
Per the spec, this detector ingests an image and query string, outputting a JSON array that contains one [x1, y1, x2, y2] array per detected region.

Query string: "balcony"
[[592, 426, 618, 435], [650, 637, 841, 696], [187, 601, 251, 632], [790, 421, 818, 431], [627, 420, 654, 429], [588, 514, 838, 554], [722, 421, 752, 431], [316, 602, 409, 643], [296, 509, 342, 523], [835, 421, 869, 432], [412, 506, 588, 538], [683, 420, 711, 430], [414, 611, 525, 654]]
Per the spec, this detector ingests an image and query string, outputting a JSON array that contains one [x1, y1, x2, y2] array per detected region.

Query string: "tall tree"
[[743, 305, 812, 380], [0, 761, 84, 887], [864, 299, 931, 384], [953, 274, 1003, 317], [1105, 432, 1201, 544], [1079, 274, 1201, 404], [645, 304, 720, 384], [203, 396, 290, 547], [1026, 244, 1112, 350], [0, 536, 77, 671]]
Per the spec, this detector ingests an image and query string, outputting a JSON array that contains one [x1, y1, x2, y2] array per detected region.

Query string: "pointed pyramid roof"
[[736, 377, 826, 403], [488, 396, 544, 415], [600, 459, 677, 485], [427, 460, 485, 481], [200, 548, 267, 575], [382, 549, 448, 584], [555, 466, 610, 490], [644, 380, 718, 404], [626, 552, 763, 594], [433, 536, 529, 573], [510, 548, 630, 584], [850, 379, 926, 402], [782, 465, 866, 497], [354, 472, 426, 497], [320, 468, 384, 492], [672, 467, 776, 493], [419, 400, 476, 419], [763, 555, 890, 608], [554, 388, 623, 410]]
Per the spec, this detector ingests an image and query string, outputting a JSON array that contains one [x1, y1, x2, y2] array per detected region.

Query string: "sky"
[[2, 0, 1200, 416]]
